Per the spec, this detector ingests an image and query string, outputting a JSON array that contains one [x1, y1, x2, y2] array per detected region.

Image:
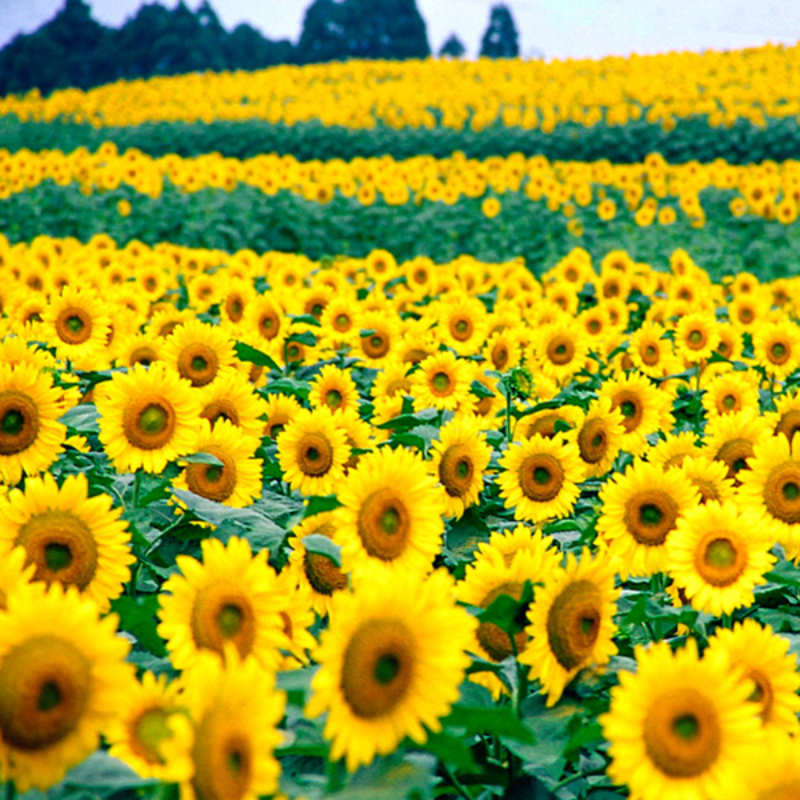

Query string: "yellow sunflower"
[[308, 363, 360, 415], [172, 419, 262, 508], [596, 459, 700, 578], [601, 638, 762, 800], [106, 670, 194, 781], [707, 620, 800, 736], [676, 456, 737, 505], [276, 406, 350, 497], [0, 546, 34, 609], [113, 331, 164, 369], [497, 435, 584, 523], [273, 568, 317, 668], [335, 446, 444, 581], [157, 536, 285, 672], [0, 582, 134, 791], [371, 358, 413, 402], [666, 500, 775, 616], [741, 733, 800, 798], [765, 389, 800, 443], [197, 368, 268, 440], [704, 409, 771, 485], [0, 363, 66, 486], [41, 286, 111, 366], [647, 431, 702, 471], [482, 329, 523, 372], [737, 433, 800, 549], [262, 392, 303, 440], [429, 414, 492, 519], [566, 397, 625, 477], [410, 350, 473, 412], [96, 363, 200, 474], [520, 548, 619, 707], [305, 568, 476, 771], [531, 320, 591, 384], [515, 404, 583, 441], [285, 512, 349, 617], [356, 310, 401, 366], [628, 322, 680, 379], [437, 294, 489, 356], [674, 312, 721, 364], [753, 320, 800, 381], [162, 319, 236, 388], [0, 472, 133, 612], [181, 651, 285, 800], [701, 369, 760, 419]]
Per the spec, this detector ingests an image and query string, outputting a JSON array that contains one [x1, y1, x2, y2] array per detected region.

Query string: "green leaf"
[[476, 580, 535, 638], [302, 534, 342, 568], [305, 495, 343, 517], [288, 313, 321, 327], [470, 379, 496, 398], [234, 341, 279, 371], [286, 330, 318, 347], [110, 594, 167, 657], [330, 754, 437, 800], [183, 451, 224, 466], [444, 704, 535, 744], [59, 403, 100, 434], [59, 750, 158, 792], [423, 729, 478, 772]]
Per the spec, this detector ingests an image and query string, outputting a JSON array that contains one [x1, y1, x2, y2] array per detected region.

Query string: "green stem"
[[550, 771, 587, 793], [4, 780, 15, 800], [326, 756, 344, 793], [504, 385, 512, 446], [442, 763, 472, 800]]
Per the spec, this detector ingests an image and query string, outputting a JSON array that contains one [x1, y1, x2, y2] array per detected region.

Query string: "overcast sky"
[[2, 0, 800, 59]]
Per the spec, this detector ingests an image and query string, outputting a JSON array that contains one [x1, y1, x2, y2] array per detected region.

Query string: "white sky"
[[1, 0, 799, 59]]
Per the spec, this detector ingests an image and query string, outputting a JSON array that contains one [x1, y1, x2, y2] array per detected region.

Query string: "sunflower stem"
[[326, 757, 345, 793], [722, 613, 733, 629], [550, 770, 587, 792], [442, 762, 472, 800], [4, 781, 15, 800]]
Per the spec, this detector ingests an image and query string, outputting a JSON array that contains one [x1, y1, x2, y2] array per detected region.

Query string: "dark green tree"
[[439, 33, 466, 58], [296, 0, 350, 63], [479, 4, 519, 59]]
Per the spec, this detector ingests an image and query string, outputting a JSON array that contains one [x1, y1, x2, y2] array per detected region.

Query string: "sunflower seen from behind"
[[0, 582, 135, 791], [519, 548, 618, 707], [0, 472, 134, 612], [306, 568, 476, 771], [157, 536, 285, 672], [601, 638, 762, 800], [96, 363, 200, 474]]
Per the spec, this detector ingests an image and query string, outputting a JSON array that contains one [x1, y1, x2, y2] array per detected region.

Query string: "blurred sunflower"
[[305, 569, 476, 771], [520, 548, 618, 707], [704, 409, 771, 485], [648, 431, 702, 471], [96, 363, 200, 474], [753, 320, 800, 381], [676, 456, 737, 505], [628, 322, 679, 378], [197, 369, 268, 440], [262, 392, 303, 440], [437, 294, 488, 356], [766, 389, 800, 442], [567, 397, 625, 477]]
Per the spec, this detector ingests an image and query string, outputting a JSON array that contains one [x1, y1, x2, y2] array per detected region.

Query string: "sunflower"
[[714, 322, 743, 362], [520, 548, 618, 707], [244, 295, 285, 347], [356, 310, 401, 366], [455, 529, 561, 697], [335, 446, 444, 581], [741, 734, 800, 798], [674, 313, 721, 364], [738, 433, 800, 549], [276, 406, 350, 497], [106, 670, 194, 781], [273, 569, 317, 668], [197, 368, 268, 440], [96, 363, 200, 474], [305, 568, 476, 771], [0, 363, 66, 485], [567, 397, 625, 477], [753, 320, 800, 381], [701, 369, 760, 419], [411, 350, 473, 412], [648, 431, 702, 471], [766, 389, 800, 443], [429, 415, 492, 519], [41, 286, 111, 366], [0, 546, 34, 609], [113, 331, 164, 369], [308, 364, 360, 415], [262, 392, 303, 440], [0, 582, 134, 791], [482, 329, 522, 372], [437, 294, 489, 356], [497, 435, 584, 523], [336, 407, 373, 471], [530, 320, 591, 384], [704, 409, 771, 485], [706, 620, 800, 736], [677, 456, 737, 505], [173, 419, 262, 508], [162, 319, 235, 388], [285, 512, 348, 617], [596, 459, 700, 578], [181, 651, 285, 800], [515, 404, 583, 441], [157, 536, 285, 672], [666, 500, 775, 617], [628, 322, 680, 378], [0, 473, 134, 612], [320, 296, 361, 348], [599, 372, 673, 457], [601, 638, 762, 800], [371, 358, 413, 402]]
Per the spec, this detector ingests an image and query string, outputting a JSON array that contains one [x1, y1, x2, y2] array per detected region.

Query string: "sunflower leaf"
[[444, 704, 535, 744], [59, 403, 100, 434], [182, 451, 224, 466], [110, 594, 167, 657], [302, 533, 342, 567], [234, 341, 279, 371]]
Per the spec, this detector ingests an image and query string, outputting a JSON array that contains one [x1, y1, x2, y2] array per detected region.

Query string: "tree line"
[[0, 0, 521, 97]]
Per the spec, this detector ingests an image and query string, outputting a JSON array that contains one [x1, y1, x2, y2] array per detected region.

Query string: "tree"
[[479, 4, 519, 59], [439, 34, 465, 58]]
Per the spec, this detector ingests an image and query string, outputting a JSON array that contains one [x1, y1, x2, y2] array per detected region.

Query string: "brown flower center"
[[546, 579, 603, 671]]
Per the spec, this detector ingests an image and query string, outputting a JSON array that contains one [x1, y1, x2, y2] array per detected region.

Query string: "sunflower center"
[[357, 488, 410, 561], [546, 579, 603, 671], [439, 443, 475, 498], [341, 618, 415, 718], [258, 310, 280, 340], [326, 389, 343, 409], [641, 343, 660, 365], [777, 410, 800, 443], [192, 712, 252, 800], [334, 313, 352, 332], [687, 330, 705, 348], [578, 418, 608, 465], [748, 668, 775, 722], [264, 413, 289, 439], [186, 448, 237, 503], [518, 453, 565, 502], [303, 551, 348, 595], [225, 295, 245, 322], [177, 344, 220, 387], [201, 400, 240, 428], [0, 635, 91, 749], [296, 432, 334, 478], [190, 584, 256, 659], [643, 689, 721, 777], [616, 396, 642, 432], [492, 343, 509, 369], [624, 490, 679, 546], [131, 707, 172, 765], [477, 581, 527, 661], [16, 510, 99, 590], [0, 390, 40, 455], [695, 531, 746, 587], [721, 394, 737, 411], [361, 331, 390, 359], [130, 345, 159, 367], [547, 335, 575, 366], [124, 396, 177, 451], [451, 317, 473, 342], [764, 462, 800, 524], [525, 413, 560, 439], [770, 342, 790, 364], [714, 438, 754, 484], [431, 371, 453, 395], [55, 307, 93, 345]]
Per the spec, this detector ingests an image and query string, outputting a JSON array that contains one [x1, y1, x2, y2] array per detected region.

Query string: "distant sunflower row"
[[3, 235, 800, 797], [2, 146, 800, 225], [1, 43, 799, 131]]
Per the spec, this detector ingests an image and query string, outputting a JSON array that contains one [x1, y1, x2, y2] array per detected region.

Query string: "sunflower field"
[[4, 40, 800, 800]]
